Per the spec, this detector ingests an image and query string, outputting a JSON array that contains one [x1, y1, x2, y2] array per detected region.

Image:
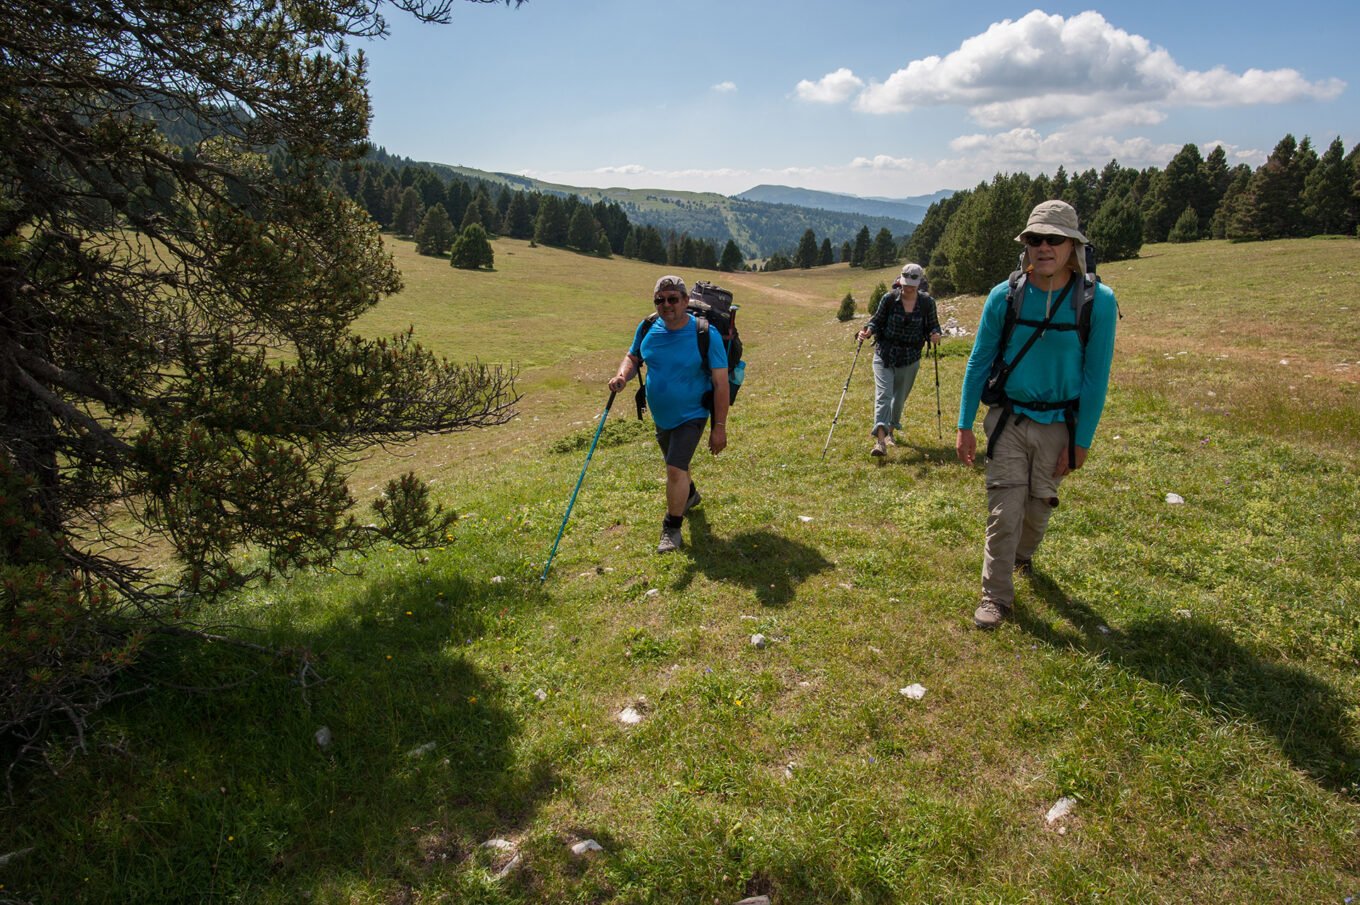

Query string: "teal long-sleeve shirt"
[[957, 275, 1117, 449]]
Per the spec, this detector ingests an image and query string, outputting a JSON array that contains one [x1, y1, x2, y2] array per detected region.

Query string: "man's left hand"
[[1053, 444, 1088, 477], [709, 425, 727, 455]]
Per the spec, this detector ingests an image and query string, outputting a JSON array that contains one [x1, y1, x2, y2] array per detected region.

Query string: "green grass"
[[3, 237, 1359, 903]]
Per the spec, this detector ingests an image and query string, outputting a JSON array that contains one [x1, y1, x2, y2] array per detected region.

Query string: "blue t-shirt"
[[629, 314, 729, 430]]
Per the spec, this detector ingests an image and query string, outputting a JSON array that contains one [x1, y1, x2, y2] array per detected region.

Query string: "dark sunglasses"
[[1023, 234, 1070, 247], [654, 295, 684, 306]]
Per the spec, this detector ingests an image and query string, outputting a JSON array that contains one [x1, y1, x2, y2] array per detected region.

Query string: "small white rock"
[[1057, 825, 1068, 836], [406, 741, 437, 759], [899, 684, 927, 700], [482, 838, 516, 851], [798, 515, 813, 523], [751, 633, 768, 649], [646, 588, 660, 597], [571, 839, 604, 856], [314, 726, 332, 749], [534, 688, 548, 702], [1174, 608, 1193, 619], [1097, 625, 1111, 635], [1045, 796, 1077, 824], [737, 896, 772, 905], [491, 575, 505, 584], [618, 706, 644, 725], [1165, 493, 1185, 505]]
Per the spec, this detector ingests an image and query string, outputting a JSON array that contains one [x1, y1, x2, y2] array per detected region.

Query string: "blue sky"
[[360, 1, 1358, 198]]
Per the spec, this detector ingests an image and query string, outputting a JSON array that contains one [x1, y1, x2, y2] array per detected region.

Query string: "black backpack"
[[633, 280, 746, 420]]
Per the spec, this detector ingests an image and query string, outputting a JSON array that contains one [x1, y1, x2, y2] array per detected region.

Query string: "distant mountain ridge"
[[735, 185, 957, 225], [421, 164, 926, 259]]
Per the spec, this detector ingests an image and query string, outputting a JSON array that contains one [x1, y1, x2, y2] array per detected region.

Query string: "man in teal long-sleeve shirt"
[[956, 200, 1118, 629]]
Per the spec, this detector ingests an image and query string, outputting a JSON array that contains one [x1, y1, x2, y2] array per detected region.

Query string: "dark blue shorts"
[[655, 417, 706, 470]]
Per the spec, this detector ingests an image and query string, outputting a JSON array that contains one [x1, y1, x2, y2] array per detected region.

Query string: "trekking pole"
[[821, 337, 864, 461], [932, 340, 942, 440], [540, 391, 616, 582]]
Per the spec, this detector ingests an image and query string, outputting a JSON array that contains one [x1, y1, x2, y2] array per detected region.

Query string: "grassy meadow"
[[2, 235, 1359, 903]]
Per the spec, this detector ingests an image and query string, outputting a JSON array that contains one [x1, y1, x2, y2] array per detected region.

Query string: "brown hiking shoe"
[[871, 436, 887, 457], [1014, 558, 1032, 577], [973, 600, 1011, 630], [657, 525, 682, 554]]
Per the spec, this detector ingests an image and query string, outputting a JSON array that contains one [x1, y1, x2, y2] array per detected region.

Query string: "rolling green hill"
[[424, 163, 917, 258], [5, 236, 1359, 903]]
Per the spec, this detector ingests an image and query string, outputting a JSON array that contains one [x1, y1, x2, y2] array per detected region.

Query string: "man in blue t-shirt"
[[608, 275, 729, 554], [956, 200, 1118, 629]]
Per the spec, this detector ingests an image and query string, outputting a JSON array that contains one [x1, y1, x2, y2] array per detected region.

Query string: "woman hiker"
[[856, 262, 942, 456]]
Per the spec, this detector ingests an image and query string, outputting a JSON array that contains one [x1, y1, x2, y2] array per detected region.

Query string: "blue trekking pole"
[[541, 391, 616, 582]]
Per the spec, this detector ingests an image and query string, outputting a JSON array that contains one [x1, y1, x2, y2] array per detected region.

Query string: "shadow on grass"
[[675, 508, 833, 607], [1016, 569, 1360, 795], [9, 572, 556, 901]]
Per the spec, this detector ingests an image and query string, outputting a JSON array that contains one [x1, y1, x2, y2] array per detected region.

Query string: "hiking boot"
[[973, 599, 1012, 630], [871, 436, 887, 457], [1014, 558, 1032, 577], [657, 525, 682, 554], [683, 487, 702, 515], [884, 434, 897, 447]]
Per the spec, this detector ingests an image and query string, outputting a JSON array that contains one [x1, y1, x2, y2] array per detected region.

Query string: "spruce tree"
[[1167, 206, 1200, 243], [837, 293, 856, 321], [636, 226, 667, 264], [941, 176, 1028, 294], [1142, 143, 1209, 243], [1212, 166, 1252, 239], [1229, 134, 1302, 240], [839, 241, 852, 264], [1300, 137, 1353, 234], [720, 240, 744, 272], [503, 192, 534, 239], [415, 204, 456, 256], [794, 229, 819, 268], [697, 240, 718, 270], [394, 187, 426, 238], [852, 226, 871, 266], [567, 206, 599, 252], [533, 195, 569, 247], [1087, 193, 1144, 261], [867, 228, 897, 269], [867, 282, 889, 315], [450, 223, 495, 270], [819, 238, 835, 266]]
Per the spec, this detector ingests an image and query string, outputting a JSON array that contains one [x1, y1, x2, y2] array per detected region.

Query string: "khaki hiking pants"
[[981, 406, 1071, 609]]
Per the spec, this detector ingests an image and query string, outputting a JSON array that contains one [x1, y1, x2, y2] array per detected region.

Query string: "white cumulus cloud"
[[795, 68, 864, 104], [712, 81, 737, 93], [793, 10, 1343, 128]]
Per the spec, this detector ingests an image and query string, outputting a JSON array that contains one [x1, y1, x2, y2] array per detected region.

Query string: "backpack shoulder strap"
[[632, 314, 660, 365], [1000, 270, 1026, 342], [695, 316, 711, 370]]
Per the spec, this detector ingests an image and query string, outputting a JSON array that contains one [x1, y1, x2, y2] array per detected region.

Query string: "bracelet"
[[714, 422, 726, 428]]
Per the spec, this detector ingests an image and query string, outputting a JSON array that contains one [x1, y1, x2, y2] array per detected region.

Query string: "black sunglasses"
[[1023, 234, 1071, 247], [654, 295, 684, 306]]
